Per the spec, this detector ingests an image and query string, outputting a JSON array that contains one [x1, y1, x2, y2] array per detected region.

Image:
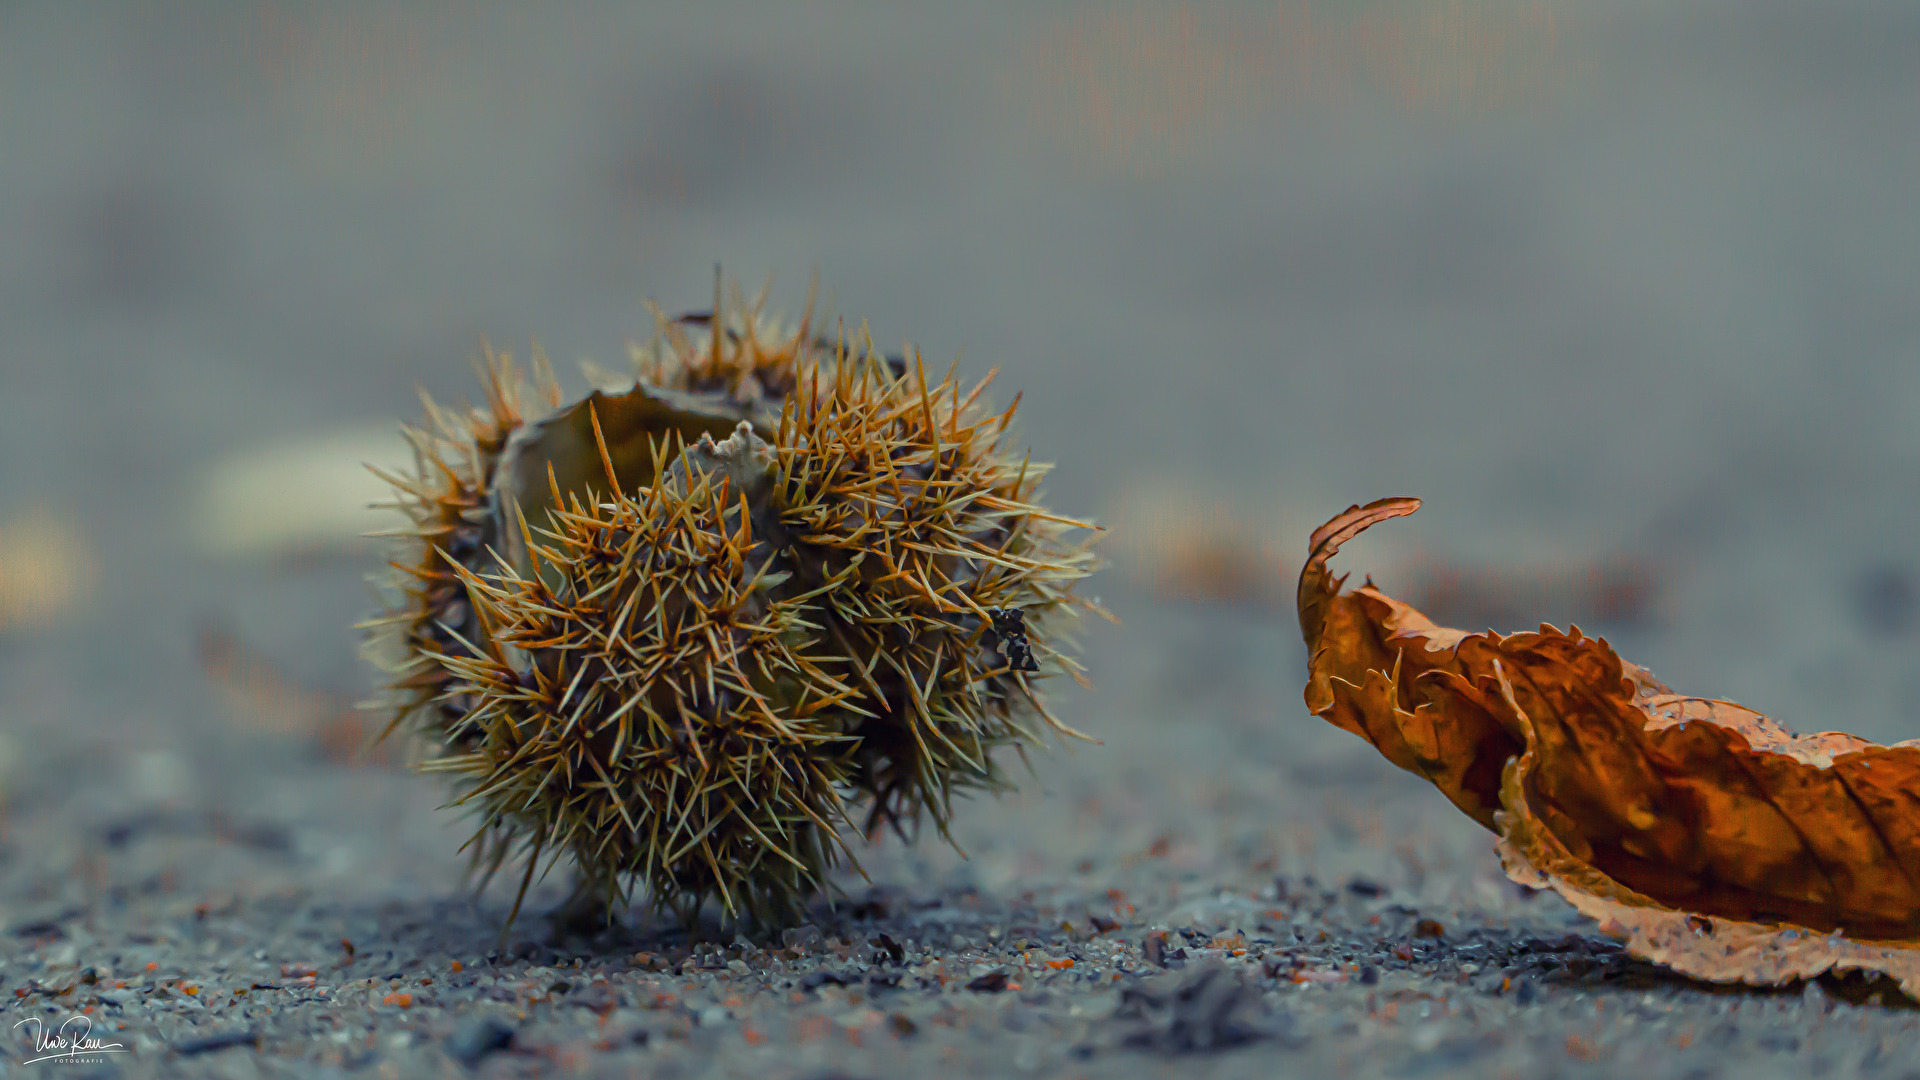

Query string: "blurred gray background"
[[3, 0, 1919, 897]]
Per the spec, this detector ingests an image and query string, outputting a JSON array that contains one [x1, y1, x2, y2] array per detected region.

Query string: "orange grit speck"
[[1047, 959, 1073, 970], [1566, 1035, 1602, 1061]]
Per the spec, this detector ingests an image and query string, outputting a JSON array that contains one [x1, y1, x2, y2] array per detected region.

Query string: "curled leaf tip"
[[1308, 495, 1423, 552], [1298, 495, 1421, 647]]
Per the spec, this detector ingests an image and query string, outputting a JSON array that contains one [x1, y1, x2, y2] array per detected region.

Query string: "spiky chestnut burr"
[[364, 277, 1104, 929], [768, 355, 1105, 843], [362, 279, 833, 760], [359, 351, 559, 760], [428, 420, 864, 928]]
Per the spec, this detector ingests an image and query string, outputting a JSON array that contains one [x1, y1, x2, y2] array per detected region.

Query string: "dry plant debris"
[[198, 624, 397, 767], [1111, 493, 1293, 610], [0, 508, 91, 632], [1300, 496, 1920, 997], [363, 276, 1105, 931]]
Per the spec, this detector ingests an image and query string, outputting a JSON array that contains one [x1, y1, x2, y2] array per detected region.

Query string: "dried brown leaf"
[[1299, 497, 1920, 996]]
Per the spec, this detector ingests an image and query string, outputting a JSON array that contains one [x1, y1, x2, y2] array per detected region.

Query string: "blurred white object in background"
[[191, 425, 411, 559]]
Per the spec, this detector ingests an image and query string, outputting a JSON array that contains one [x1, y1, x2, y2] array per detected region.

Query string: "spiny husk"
[[770, 351, 1104, 842], [358, 347, 559, 759], [364, 278, 1104, 930], [622, 274, 842, 414], [426, 423, 864, 928], [362, 284, 830, 760]]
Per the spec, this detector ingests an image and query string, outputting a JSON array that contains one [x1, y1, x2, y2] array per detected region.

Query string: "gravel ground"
[[7, 702, 1920, 1080], [5, 1, 1920, 1077]]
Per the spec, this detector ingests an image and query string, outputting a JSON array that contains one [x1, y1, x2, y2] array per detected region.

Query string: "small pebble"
[[173, 1030, 257, 1057], [445, 1018, 514, 1068]]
